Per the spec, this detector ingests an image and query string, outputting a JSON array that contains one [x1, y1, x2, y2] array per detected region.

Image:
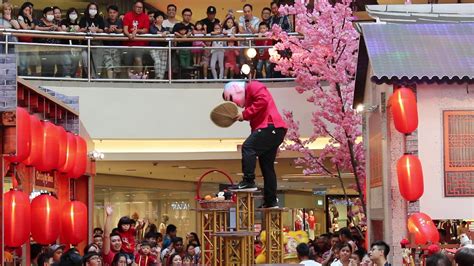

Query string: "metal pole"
[[4, 33, 9, 54], [248, 40, 253, 82], [168, 40, 172, 84], [87, 37, 91, 82]]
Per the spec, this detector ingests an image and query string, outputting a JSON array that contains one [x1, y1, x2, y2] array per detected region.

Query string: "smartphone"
[[245, 19, 249, 23]]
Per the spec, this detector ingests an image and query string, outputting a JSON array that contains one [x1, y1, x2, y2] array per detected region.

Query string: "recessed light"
[[304, 181, 309, 184], [236, 9, 244, 13], [282, 178, 289, 181], [295, 166, 303, 169], [331, 185, 337, 188], [274, 161, 278, 164], [178, 166, 187, 169], [236, 173, 244, 176]]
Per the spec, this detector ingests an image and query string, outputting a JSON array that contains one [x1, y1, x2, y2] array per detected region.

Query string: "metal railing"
[[0, 29, 297, 83]]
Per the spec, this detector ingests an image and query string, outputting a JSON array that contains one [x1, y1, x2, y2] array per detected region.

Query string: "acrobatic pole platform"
[[256, 207, 288, 264]]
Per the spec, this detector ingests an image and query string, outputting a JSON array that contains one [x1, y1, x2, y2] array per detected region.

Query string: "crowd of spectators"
[[29, 206, 202, 266], [0, 0, 292, 80]]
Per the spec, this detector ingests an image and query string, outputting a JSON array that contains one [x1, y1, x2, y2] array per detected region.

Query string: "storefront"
[[1, 74, 94, 263]]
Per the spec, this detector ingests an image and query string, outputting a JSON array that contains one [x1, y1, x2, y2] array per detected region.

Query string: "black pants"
[[242, 125, 286, 204]]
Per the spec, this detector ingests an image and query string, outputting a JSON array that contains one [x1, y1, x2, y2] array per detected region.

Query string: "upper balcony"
[[0, 29, 297, 83]]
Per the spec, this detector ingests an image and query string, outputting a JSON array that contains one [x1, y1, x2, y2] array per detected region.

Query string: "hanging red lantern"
[[58, 132, 77, 174], [397, 154, 424, 201], [56, 126, 68, 169], [31, 194, 60, 244], [61, 201, 87, 245], [407, 212, 439, 245], [5, 107, 31, 162], [70, 135, 87, 179], [23, 115, 43, 167], [391, 87, 418, 134], [36, 121, 60, 172], [4, 189, 31, 247]]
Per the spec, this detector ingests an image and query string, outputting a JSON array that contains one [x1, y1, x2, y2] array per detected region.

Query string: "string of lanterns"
[[3, 107, 89, 247], [390, 87, 439, 245]]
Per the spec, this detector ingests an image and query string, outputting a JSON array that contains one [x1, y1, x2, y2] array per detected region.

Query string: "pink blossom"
[[273, 0, 366, 212]]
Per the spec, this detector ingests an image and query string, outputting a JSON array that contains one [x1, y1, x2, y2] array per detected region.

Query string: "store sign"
[[171, 201, 190, 210], [312, 188, 327, 195], [35, 172, 55, 189]]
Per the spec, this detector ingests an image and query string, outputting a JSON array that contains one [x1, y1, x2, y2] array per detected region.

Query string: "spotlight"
[[241, 64, 251, 75], [246, 48, 257, 59]]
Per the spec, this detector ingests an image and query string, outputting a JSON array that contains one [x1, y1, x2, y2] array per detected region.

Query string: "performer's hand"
[[235, 113, 244, 122]]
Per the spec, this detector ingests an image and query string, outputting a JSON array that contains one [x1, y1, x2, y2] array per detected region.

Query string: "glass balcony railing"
[[0, 29, 296, 83]]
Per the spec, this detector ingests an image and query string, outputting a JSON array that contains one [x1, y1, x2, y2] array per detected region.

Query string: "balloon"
[[4, 189, 31, 247], [31, 194, 60, 244], [407, 212, 439, 245], [5, 107, 31, 162], [391, 87, 418, 134], [397, 155, 424, 201]]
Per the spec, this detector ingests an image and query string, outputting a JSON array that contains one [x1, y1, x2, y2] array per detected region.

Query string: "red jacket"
[[242, 81, 287, 131]]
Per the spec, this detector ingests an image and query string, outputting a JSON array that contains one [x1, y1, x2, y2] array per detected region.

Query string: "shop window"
[[443, 111, 474, 196]]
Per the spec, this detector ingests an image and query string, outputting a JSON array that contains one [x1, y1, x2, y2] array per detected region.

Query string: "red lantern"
[[70, 135, 87, 179], [31, 194, 60, 244], [397, 155, 424, 201], [4, 189, 31, 247], [5, 107, 31, 162], [61, 201, 87, 245], [36, 121, 60, 172], [23, 115, 43, 167], [56, 126, 68, 169], [58, 132, 77, 174], [391, 87, 418, 134], [407, 212, 439, 245]]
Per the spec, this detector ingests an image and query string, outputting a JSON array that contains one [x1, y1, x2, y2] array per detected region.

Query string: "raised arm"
[[103, 205, 113, 255]]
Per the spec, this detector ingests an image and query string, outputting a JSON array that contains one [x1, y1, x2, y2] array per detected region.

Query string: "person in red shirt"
[[223, 81, 287, 208], [254, 22, 273, 78], [123, 0, 150, 78], [117, 216, 137, 262], [135, 240, 158, 266], [103, 206, 123, 266]]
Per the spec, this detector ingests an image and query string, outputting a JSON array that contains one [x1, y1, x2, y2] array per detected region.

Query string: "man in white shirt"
[[163, 4, 179, 30], [238, 4, 260, 34], [297, 243, 322, 266]]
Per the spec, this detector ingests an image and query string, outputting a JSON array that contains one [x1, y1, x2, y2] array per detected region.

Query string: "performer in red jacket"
[[223, 81, 287, 208]]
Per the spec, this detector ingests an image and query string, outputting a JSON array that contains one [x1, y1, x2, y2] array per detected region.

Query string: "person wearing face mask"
[[223, 81, 287, 208], [79, 2, 105, 78], [60, 8, 81, 78], [35, 6, 62, 77]]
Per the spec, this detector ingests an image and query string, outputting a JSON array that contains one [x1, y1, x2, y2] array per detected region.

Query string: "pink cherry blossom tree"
[[270, 0, 366, 215]]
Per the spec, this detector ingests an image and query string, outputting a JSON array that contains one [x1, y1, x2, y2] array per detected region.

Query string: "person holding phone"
[[238, 3, 260, 34]]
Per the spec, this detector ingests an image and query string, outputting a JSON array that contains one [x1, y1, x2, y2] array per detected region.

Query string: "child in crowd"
[[210, 23, 225, 79], [224, 40, 239, 79], [182, 255, 193, 266], [200, 41, 211, 79], [135, 240, 159, 266], [254, 22, 273, 78], [117, 216, 137, 263], [192, 21, 206, 66], [222, 17, 237, 36]]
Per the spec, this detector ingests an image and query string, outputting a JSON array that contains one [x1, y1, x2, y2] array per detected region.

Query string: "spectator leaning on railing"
[[103, 5, 123, 79], [123, 0, 150, 78], [35, 7, 62, 77], [17, 1, 37, 76], [163, 4, 179, 31], [172, 8, 194, 73], [149, 12, 169, 80], [261, 7, 272, 25], [199, 6, 220, 34], [79, 2, 104, 78]]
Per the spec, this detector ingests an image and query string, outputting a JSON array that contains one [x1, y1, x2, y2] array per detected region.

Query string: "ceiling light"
[[295, 165, 303, 169], [236, 9, 244, 13], [304, 181, 310, 184], [282, 178, 289, 181], [274, 161, 278, 164], [178, 166, 187, 169], [236, 173, 244, 176]]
